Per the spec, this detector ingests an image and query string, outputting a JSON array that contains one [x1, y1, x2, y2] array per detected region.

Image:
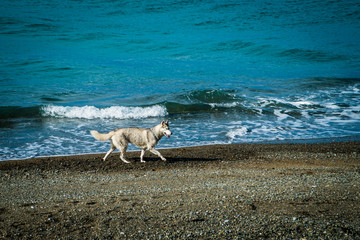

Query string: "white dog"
[[90, 120, 172, 163]]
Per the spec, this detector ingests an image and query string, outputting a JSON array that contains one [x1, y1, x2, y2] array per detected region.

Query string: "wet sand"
[[1, 142, 359, 239]]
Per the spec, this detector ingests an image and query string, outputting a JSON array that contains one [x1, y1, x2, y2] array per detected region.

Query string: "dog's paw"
[[121, 158, 131, 164]]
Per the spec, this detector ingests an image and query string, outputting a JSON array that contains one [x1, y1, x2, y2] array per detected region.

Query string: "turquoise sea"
[[1, 0, 360, 160]]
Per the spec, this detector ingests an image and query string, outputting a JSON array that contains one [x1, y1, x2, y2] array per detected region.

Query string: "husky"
[[90, 120, 172, 163]]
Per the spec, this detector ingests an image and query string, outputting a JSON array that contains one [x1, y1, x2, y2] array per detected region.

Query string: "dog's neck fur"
[[150, 124, 163, 141]]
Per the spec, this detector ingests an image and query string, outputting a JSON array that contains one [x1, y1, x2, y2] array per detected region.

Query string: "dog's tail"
[[90, 130, 115, 141]]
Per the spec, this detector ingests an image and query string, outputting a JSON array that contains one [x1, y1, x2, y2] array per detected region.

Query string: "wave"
[[0, 102, 256, 121], [0, 106, 42, 119], [0, 105, 167, 120], [278, 48, 347, 63], [41, 101, 253, 119], [41, 105, 167, 119], [213, 40, 349, 63], [185, 89, 238, 103], [164, 101, 259, 115], [1, 84, 359, 121]]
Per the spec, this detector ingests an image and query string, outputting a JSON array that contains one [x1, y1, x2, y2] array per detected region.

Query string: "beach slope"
[[1, 142, 359, 239]]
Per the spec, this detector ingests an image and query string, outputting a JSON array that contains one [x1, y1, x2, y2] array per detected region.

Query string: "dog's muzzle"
[[164, 130, 172, 138]]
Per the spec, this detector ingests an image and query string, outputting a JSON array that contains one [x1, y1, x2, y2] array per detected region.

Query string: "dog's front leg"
[[149, 148, 166, 161]]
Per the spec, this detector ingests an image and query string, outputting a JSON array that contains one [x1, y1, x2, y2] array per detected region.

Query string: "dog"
[[90, 120, 172, 163]]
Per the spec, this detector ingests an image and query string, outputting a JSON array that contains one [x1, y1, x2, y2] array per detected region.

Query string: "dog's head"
[[161, 120, 172, 138]]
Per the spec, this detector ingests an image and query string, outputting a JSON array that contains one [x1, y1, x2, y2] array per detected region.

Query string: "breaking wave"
[[1, 84, 359, 121], [41, 105, 167, 119]]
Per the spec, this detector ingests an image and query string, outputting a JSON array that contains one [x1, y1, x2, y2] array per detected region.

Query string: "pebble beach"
[[0, 142, 359, 239]]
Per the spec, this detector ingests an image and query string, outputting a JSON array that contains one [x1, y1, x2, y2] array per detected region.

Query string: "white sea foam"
[[209, 102, 239, 108], [226, 127, 248, 140], [251, 125, 287, 141], [324, 103, 340, 109], [41, 105, 168, 119], [287, 101, 317, 108], [274, 109, 288, 120]]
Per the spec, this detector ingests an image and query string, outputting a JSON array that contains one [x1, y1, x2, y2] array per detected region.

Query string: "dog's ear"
[[162, 120, 169, 126]]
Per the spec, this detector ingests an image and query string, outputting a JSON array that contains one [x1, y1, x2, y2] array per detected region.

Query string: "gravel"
[[0, 142, 359, 239]]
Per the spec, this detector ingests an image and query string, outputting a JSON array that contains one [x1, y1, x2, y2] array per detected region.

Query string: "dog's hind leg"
[[149, 148, 166, 161], [140, 148, 146, 163], [119, 147, 130, 164], [103, 141, 115, 161], [112, 140, 130, 164]]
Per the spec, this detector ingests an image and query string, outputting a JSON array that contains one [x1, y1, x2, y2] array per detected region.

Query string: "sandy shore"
[[1, 142, 359, 239]]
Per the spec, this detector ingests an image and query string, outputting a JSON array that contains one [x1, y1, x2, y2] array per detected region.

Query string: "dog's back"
[[114, 127, 153, 149]]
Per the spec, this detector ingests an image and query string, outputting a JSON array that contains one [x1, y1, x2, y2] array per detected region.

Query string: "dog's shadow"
[[140, 157, 220, 163]]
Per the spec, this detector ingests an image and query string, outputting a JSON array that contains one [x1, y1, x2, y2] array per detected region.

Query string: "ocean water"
[[1, 0, 360, 160]]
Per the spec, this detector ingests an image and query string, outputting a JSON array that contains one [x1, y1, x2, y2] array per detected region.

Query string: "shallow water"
[[1, 0, 360, 160]]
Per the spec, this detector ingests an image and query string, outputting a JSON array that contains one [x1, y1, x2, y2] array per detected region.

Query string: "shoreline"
[[2, 135, 360, 162], [1, 140, 359, 165], [1, 141, 359, 239]]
